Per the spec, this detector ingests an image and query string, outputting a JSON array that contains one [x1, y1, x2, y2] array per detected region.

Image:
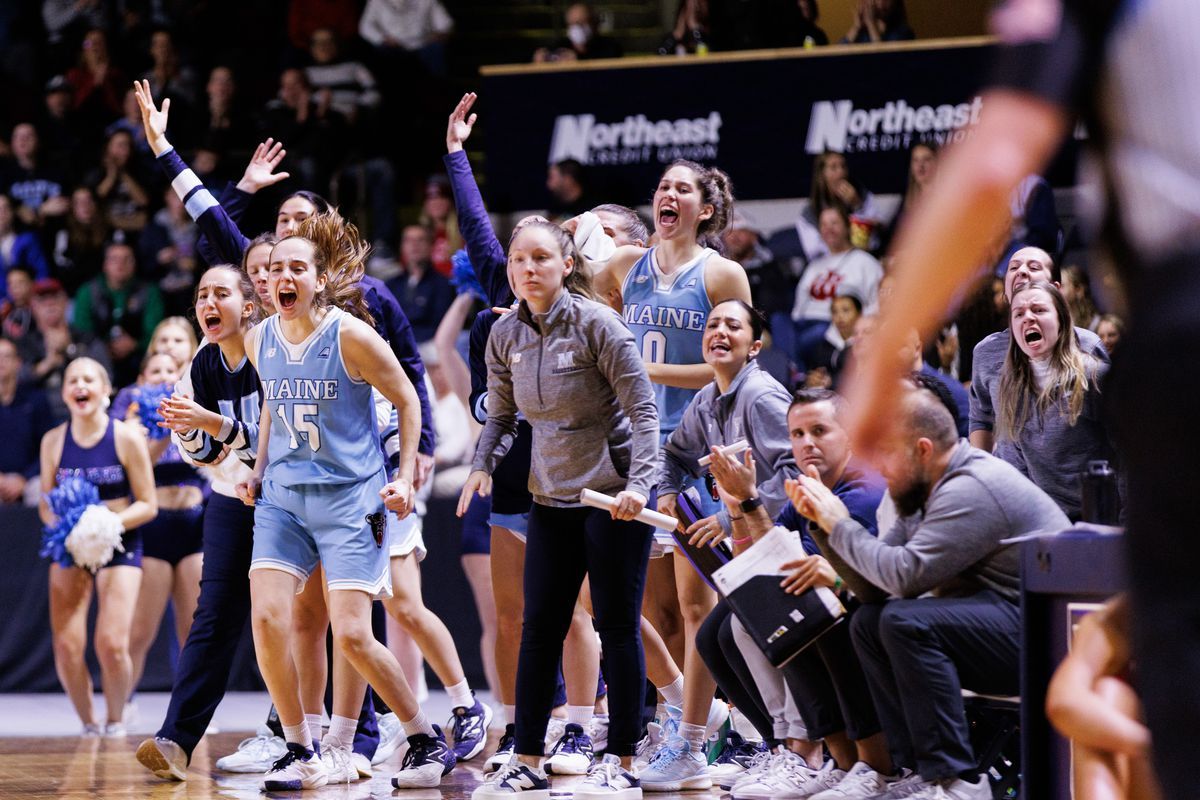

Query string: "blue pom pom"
[[450, 249, 487, 302], [135, 383, 174, 440], [40, 477, 102, 568]]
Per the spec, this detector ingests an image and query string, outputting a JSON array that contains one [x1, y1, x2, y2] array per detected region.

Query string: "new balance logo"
[[635, 274, 649, 284], [682, 279, 697, 288], [512, 353, 522, 364], [557, 351, 576, 370], [267, 347, 278, 358], [318, 346, 331, 359]]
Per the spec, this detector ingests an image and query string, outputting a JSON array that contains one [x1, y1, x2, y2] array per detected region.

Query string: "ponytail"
[[288, 212, 375, 327]]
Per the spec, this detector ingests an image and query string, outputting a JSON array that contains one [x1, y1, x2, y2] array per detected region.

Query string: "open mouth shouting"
[[657, 205, 680, 232], [202, 312, 223, 337], [707, 338, 731, 358], [277, 289, 298, 311], [72, 388, 93, 411]]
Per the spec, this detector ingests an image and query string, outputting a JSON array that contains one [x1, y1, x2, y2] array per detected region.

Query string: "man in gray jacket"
[[792, 383, 1069, 800]]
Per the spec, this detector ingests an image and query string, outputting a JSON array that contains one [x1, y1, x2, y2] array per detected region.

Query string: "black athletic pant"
[[850, 592, 1019, 781], [515, 503, 651, 757], [696, 600, 776, 742], [1111, 251, 1200, 800]]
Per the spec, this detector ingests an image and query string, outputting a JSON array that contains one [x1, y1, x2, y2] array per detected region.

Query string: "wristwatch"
[[739, 495, 763, 514]]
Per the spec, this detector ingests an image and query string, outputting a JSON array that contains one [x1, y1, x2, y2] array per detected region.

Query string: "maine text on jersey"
[[263, 378, 341, 401], [622, 303, 706, 332]]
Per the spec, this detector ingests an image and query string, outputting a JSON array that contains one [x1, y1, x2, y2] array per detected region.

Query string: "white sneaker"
[[905, 775, 991, 800], [472, 758, 551, 800], [135, 737, 188, 781], [876, 771, 932, 799], [81, 724, 102, 738], [319, 736, 359, 783], [705, 700, 730, 737], [545, 723, 595, 775], [731, 752, 812, 800], [638, 736, 712, 791], [575, 753, 643, 800], [728, 749, 783, 791], [216, 725, 289, 773], [632, 721, 666, 771], [372, 711, 403, 766], [350, 751, 373, 779], [262, 743, 328, 790], [811, 761, 892, 799], [589, 714, 610, 753], [103, 722, 127, 738], [788, 760, 845, 797]]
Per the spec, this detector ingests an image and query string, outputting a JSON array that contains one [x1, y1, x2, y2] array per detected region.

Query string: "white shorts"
[[388, 512, 427, 562]]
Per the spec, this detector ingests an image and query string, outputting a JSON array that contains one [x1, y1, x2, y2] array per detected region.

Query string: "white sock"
[[445, 678, 473, 710], [401, 710, 436, 738], [504, 704, 517, 725], [678, 722, 706, 752], [305, 713, 323, 751], [566, 705, 592, 728], [282, 720, 312, 749], [658, 675, 685, 707], [327, 714, 357, 750]]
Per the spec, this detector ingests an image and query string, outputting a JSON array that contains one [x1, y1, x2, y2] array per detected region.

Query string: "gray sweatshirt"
[[659, 360, 798, 533], [473, 289, 659, 507], [818, 440, 1069, 603]]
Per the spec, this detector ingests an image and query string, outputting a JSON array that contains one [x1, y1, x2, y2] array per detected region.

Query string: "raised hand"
[[447, 92, 479, 153], [236, 138, 291, 195], [133, 79, 171, 155]]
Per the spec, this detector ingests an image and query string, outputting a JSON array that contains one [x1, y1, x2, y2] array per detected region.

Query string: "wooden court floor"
[[0, 730, 714, 800]]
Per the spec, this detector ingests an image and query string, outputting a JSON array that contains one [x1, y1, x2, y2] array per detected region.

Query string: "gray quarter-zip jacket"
[[473, 289, 659, 507], [659, 359, 798, 534]]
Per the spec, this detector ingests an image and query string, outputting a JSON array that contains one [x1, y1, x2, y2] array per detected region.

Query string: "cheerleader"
[[40, 357, 157, 735], [112, 349, 206, 693], [134, 263, 264, 780], [596, 160, 752, 789], [462, 220, 658, 799]]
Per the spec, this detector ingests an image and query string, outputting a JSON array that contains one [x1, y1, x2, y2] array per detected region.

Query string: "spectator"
[[15, 277, 111, 421], [723, 210, 793, 317], [841, 0, 914, 43], [806, 292, 862, 390], [792, 383, 1069, 797], [0, 193, 50, 302], [86, 129, 152, 237], [997, 174, 1060, 269], [0, 123, 69, 230], [790, 205, 883, 367], [778, 152, 884, 271], [545, 159, 593, 220], [51, 186, 110, 295], [105, 88, 155, 159], [385, 224, 455, 342], [359, 0, 454, 76], [967, 247, 1107, 454], [288, 0, 359, 53], [71, 242, 164, 386], [138, 187, 199, 316], [533, 3, 623, 63], [1061, 264, 1100, 332], [880, 143, 937, 253], [258, 67, 348, 194], [42, 0, 108, 48], [38, 76, 84, 183], [995, 281, 1117, 520], [0, 336, 52, 505], [139, 28, 199, 109], [305, 28, 382, 124], [1096, 313, 1123, 355], [2, 265, 36, 339], [785, 0, 829, 47], [658, 0, 711, 55], [189, 66, 253, 161], [420, 174, 462, 276], [66, 28, 127, 122]]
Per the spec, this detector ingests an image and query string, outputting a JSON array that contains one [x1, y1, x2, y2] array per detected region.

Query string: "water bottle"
[[1080, 460, 1119, 525]]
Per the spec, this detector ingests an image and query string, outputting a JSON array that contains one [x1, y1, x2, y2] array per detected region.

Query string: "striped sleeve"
[[155, 148, 250, 265]]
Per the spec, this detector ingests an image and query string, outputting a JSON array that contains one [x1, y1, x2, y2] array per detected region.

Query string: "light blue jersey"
[[621, 247, 713, 435], [255, 307, 383, 486]]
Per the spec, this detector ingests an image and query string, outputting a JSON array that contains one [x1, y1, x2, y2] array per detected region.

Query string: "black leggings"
[[515, 503, 652, 757], [696, 600, 776, 742]]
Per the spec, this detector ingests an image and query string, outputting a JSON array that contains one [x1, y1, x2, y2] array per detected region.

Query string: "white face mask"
[[567, 23, 592, 48]]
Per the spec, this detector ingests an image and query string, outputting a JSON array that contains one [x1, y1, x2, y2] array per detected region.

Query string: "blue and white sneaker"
[[391, 725, 456, 789], [371, 711, 403, 766], [262, 742, 328, 790], [638, 736, 712, 792], [484, 724, 516, 774], [705, 731, 767, 783], [545, 722, 594, 775], [575, 754, 643, 800], [449, 697, 494, 761], [472, 757, 551, 800], [633, 721, 666, 771]]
